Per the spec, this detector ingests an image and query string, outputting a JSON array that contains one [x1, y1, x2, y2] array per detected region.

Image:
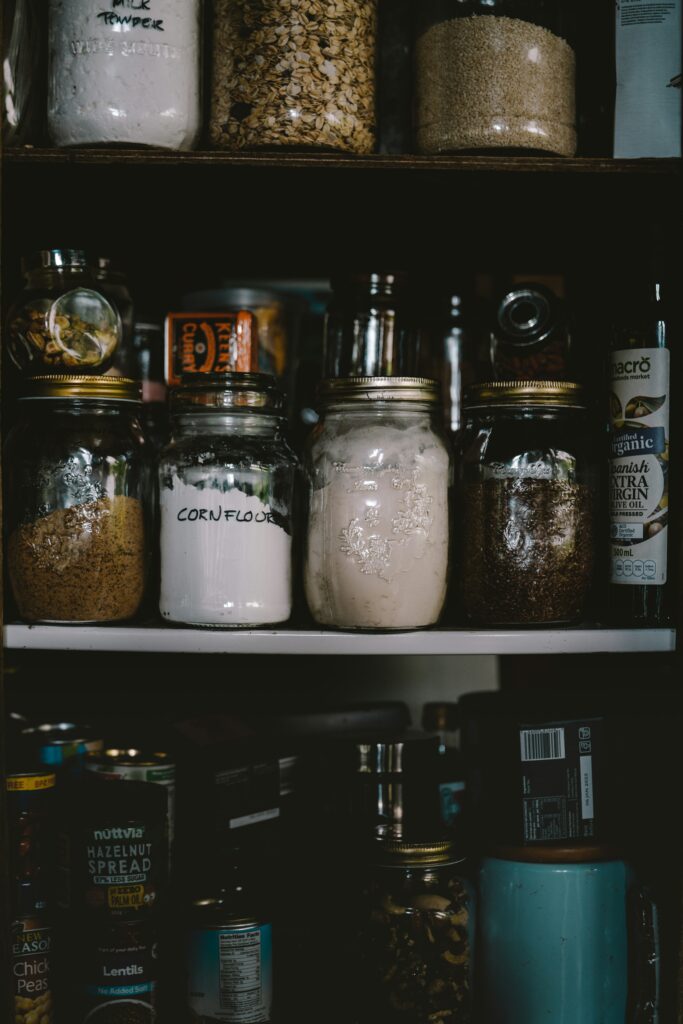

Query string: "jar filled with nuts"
[[360, 839, 473, 1023], [6, 249, 121, 375], [210, 0, 377, 153]]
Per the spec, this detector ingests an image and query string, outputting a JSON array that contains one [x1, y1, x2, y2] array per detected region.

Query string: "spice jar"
[[159, 374, 298, 627], [458, 381, 597, 626], [47, 0, 202, 150], [6, 250, 121, 375], [360, 839, 473, 1024], [304, 377, 451, 631], [210, 0, 377, 153], [93, 257, 135, 377], [415, 1, 576, 156], [4, 376, 149, 623]]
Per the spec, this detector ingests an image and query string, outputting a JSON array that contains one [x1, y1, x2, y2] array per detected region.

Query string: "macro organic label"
[[609, 348, 669, 585]]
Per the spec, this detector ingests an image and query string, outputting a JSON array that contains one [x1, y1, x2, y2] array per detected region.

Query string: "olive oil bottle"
[[608, 273, 672, 625]]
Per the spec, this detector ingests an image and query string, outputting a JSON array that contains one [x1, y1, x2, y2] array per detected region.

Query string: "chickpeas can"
[[188, 902, 273, 1024], [12, 915, 53, 1024]]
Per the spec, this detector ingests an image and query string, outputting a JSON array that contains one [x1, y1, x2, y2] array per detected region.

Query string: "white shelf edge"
[[2, 624, 676, 656]]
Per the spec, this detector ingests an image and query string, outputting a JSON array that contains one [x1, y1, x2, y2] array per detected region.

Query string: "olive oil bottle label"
[[609, 348, 669, 585]]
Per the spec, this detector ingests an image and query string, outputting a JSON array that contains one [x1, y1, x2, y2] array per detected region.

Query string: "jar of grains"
[[209, 0, 377, 153], [4, 376, 149, 624], [6, 249, 121, 376], [360, 839, 473, 1024], [415, 0, 576, 156], [458, 381, 597, 627], [304, 377, 451, 631], [47, 0, 201, 150], [158, 374, 298, 627]]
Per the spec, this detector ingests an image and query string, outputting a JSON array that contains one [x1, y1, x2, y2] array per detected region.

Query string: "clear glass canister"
[[304, 377, 451, 631], [94, 257, 135, 378], [158, 374, 298, 627], [415, 0, 576, 156], [47, 0, 202, 150], [458, 381, 597, 626], [4, 376, 149, 623], [361, 839, 473, 1024], [210, 0, 377, 153], [6, 249, 121, 376]]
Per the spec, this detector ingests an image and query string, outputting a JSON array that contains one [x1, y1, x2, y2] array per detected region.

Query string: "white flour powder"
[[305, 423, 450, 629], [48, 0, 201, 149], [160, 477, 292, 626]]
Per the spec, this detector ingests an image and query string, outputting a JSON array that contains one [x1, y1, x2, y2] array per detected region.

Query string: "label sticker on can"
[[12, 917, 53, 1023], [188, 924, 272, 1023]]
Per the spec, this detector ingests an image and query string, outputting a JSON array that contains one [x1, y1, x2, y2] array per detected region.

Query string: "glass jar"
[[4, 376, 149, 623], [415, 0, 576, 156], [304, 377, 451, 631], [458, 381, 597, 627], [361, 839, 473, 1024], [3, 0, 47, 147], [210, 0, 377, 153], [93, 257, 135, 377], [6, 250, 121, 376], [159, 374, 298, 627], [323, 273, 418, 378], [486, 279, 574, 382], [47, 0, 201, 150]]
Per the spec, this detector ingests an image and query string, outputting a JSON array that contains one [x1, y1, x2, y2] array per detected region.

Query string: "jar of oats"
[[210, 0, 377, 153], [5, 376, 149, 623], [415, 0, 576, 156]]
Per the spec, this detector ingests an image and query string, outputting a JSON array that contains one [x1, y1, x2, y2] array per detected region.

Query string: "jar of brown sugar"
[[457, 381, 597, 626], [4, 376, 149, 623], [415, 0, 576, 156]]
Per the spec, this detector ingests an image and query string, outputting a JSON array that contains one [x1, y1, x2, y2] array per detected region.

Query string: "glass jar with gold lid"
[[4, 376, 149, 623], [457, 380, 598, 626], [360, 837, 473, 1024], [303, 377, 452, 631]]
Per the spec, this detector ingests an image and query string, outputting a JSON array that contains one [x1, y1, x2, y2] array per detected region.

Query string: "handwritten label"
[[98, 0, 164, 31], [176, 507, 278, 524]]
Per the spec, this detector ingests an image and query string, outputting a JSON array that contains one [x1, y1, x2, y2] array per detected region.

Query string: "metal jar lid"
[[318, 377, 439, 403], [464, 380, 585, 409], [21, 375, 141, 403], [379, 838, 459, 866], [170, 372, 282, 412]]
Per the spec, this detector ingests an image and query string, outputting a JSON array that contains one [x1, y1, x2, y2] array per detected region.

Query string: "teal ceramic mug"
[[477, 847, 659, 1023]]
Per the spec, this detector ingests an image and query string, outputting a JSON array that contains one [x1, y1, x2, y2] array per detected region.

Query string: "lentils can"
[[80, 918, 159, 1024], [188, 902, 273, 1024], [85, 749, 176, 870]]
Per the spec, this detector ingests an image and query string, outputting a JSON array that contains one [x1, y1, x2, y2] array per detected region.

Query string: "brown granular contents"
[[88, 1003, 151, 1024], [8, 496, 144, 623], [416, 15, 576, 156], [461, 478, 594, 625]]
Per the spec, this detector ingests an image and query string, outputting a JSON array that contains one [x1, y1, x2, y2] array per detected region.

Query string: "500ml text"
[[177, 508, 276, 524]]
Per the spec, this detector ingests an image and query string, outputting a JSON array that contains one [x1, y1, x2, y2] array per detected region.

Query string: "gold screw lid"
[[319, 377, 439, 403], [22, 375, 141, 402], [464, 380, 585, 409], [379, 839, 457, 865]]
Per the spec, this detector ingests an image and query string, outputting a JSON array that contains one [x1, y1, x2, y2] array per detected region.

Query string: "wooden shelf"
[[3, 148, 680, 174], [3, 624, 676, 656]]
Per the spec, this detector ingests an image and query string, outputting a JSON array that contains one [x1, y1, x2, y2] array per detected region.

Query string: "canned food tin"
[[85, 749, 175, 867], [7, 770, 56, 913], [188, 901, 273, 1024], [80, 918, 159, 1024], [12, 914, 54, 1024], [23, 722, 104, 770]]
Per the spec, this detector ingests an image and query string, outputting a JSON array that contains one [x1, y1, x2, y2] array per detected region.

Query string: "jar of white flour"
[[304, 377, 451, 631], [159, 375, 297, 627], [47, 0, 201, 149]]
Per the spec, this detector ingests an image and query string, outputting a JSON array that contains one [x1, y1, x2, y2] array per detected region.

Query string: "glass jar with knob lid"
[[457, 381, 598, 626], [4, 376, 149, 624]]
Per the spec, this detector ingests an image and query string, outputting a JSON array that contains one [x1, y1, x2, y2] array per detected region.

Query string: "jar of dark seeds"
[[360, 838, 472, 1024], [4, 376, 149, 624], [210, 0, 377, 153], [458, 381, 597, 627], [415, 0, 576, 156]]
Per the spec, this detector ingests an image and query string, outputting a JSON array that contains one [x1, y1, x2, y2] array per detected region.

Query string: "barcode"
[[520, 728, 566, 761]]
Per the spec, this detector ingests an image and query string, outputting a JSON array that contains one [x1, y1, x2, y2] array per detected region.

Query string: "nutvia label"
[[609, 348, 669, 585], [165, 311, 257, 387]]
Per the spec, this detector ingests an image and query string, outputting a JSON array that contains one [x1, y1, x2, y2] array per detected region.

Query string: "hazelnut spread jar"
[[303, 378, 451, 631]]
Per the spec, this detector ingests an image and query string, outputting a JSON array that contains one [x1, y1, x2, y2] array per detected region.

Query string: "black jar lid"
[[171, 372, 282, 412], [21, 375, 141, 403], [464, 380, 585, 410], [22, 249, 89, 273]]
